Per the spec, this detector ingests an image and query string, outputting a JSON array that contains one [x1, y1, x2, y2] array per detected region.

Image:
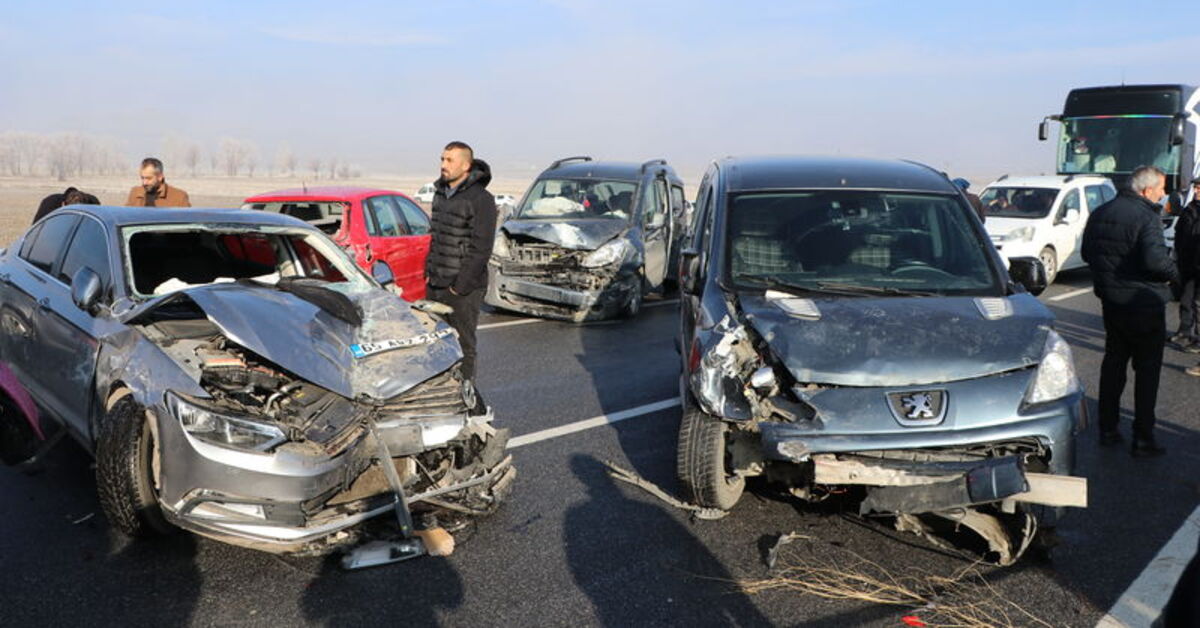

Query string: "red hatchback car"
[[242, 187, 431, 301]]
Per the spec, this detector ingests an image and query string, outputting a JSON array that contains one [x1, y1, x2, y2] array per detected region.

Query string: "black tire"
[[95, 397, 172, 537], [1039, 247, 1058, 285], [676, 400, 744, 510], [0, 393, 39, 465], [620, 274, 645, 319]]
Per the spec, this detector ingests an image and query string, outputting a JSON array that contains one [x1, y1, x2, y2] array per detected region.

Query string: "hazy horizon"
[[2, 0, 1196, 182]]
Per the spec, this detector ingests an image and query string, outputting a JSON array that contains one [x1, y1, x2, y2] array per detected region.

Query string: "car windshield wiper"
[[732, 273, 858, 297], [814, 281, 939, 297]]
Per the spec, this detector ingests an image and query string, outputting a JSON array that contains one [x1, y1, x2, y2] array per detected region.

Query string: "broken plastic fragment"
[[765, 290, 820, 320], [974, 297, 1013, 320], [413, 527, 456, 557], [340, 539, 426, 570]]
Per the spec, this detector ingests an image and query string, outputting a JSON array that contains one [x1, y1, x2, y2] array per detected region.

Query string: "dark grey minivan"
[[485, 156, 687, 321], [676, 156, 1086, 564]]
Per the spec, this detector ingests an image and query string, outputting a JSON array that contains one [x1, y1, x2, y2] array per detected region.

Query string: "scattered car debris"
[[604, 461, 728, 521]]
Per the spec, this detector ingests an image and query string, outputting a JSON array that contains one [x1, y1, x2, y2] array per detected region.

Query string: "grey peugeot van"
[[676, 156, 1086, 564], [485, 156, 687, 321]]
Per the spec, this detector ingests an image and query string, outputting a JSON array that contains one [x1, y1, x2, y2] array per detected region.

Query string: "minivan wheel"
[[677, 401, 745, 510], [96, 397, 173, 537], [1039, 247, 1058, 285]]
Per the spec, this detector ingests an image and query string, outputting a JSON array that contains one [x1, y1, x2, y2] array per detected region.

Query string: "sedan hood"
[[501, 219, 628, 251], [125, 284, 461, 400], [738, 293, 1051, 387]]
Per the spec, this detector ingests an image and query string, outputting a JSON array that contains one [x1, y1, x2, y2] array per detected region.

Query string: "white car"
[[414, 182, 436, 204], [493, 194, 517, 208], [981, 175, 1116, 284]]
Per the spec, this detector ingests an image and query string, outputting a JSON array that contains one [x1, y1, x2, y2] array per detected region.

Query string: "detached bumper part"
[[857, 457, 1028, 515]]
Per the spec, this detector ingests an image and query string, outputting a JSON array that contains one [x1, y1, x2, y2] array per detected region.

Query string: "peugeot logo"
[[901, 392, 936, 420], [887, 390, 947, 426]]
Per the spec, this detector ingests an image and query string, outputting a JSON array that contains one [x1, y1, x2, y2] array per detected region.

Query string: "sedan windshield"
[[515, 178, 637, 220], [121, 225, 373, 298], [727, 191, 1000, 296], [978, 187, 1058, 219]]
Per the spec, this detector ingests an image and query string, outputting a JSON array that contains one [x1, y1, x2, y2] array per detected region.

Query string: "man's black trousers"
[[1098, 303, 1166, 439], [1178, 276, 1199, 340], [428, 286, 484, 380]]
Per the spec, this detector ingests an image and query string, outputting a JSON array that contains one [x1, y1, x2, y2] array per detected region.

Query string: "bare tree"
[[184, 144, 201, 177], [219, 137, 250, 176], [275, 143, 296, 177], [327, 157, 338, 180], [309, 157, 322, 180], [209, 151, 220, 175], [337, 162, 352, 179]]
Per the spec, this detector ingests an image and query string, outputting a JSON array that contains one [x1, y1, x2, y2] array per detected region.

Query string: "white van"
[[414, 182, 436, 204], [982, 175, 1116, 284]]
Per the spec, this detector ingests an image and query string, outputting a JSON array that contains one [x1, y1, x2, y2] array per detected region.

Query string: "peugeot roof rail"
[[640, 158, 668, 173], [548, 156, 593, 170]]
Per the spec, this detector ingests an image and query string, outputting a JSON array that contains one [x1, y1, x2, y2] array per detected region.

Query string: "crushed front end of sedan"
[[0, 206, 513, 556], [676, 157, 1087, 564]]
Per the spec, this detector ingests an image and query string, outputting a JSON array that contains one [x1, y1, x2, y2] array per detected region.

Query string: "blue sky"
[[1, 0, 1196, 179]]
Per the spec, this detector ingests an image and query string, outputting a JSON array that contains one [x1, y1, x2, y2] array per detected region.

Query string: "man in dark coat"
[[1081, 165, 1177, 457], [32, 187, 100, 223], [1172, 177, 1200, 351], [425, 141, 497, 382]]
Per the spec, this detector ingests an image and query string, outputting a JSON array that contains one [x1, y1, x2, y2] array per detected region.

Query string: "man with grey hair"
[[125, 157, 190, 207], [1082, 165, 1177, 457]]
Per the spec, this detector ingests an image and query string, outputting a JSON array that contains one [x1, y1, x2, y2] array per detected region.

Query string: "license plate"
[[350, 328, 453, 359]]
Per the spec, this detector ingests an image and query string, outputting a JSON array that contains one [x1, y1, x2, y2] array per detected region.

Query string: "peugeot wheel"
[[1039, 247, 1058, 285], [676, 400, 744, 510]]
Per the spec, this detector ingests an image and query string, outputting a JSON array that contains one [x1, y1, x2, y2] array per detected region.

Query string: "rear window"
[[247, 201, 346, 234], [20, 213, 80, 275]]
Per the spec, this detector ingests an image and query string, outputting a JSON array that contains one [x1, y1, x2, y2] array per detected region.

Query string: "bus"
[[1038, 84, 1199, 209]]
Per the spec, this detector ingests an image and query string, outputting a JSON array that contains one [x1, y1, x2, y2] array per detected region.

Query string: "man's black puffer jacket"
[[1174, 200, 1200, 278], [425, 160, 497, 294], [1081, 189, 1177, 308]]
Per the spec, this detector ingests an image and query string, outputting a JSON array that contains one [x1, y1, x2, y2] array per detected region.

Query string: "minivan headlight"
[[581, 239, 631, 268], [166, 392, 286, 452], [1005, 226, 1035, 243], [1024, 330, 1080, 404]]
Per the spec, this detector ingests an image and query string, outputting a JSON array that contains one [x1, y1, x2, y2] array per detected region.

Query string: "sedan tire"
[[96, 397, 173, 537], [676, 399, 744, 510]]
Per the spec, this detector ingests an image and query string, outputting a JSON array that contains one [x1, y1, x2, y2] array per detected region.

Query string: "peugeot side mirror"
[[70, 267, 103, 314], [680, 248, 701, 295], [1170, 113, 1186, 146], [1008, 256, 1047, 296], [1057, 209, 1080, 225], [370, 261, 395, 286]]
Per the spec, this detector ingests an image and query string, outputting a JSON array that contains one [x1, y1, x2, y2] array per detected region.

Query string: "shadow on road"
[[300, 546, 464, 624], [563, 454, 770, 626]]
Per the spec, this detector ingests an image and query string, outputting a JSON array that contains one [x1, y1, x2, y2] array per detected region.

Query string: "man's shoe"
[[1186, 364, 1200, 377], [1131, 438, 1166, 458], [1099, 430, 1124, 446], [1169, 333, 1189, 345], [1185, 341, 1200, 354]]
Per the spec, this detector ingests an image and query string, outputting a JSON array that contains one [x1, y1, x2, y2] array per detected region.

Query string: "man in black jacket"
[[425, 141, 497, 381], [1172, 177, 1200, 351], [32, 187, 100, 223], [1081, 165, 1177, 457]]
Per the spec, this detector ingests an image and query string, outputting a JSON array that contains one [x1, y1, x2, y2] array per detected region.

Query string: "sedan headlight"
[[581, 238, 632, 268], [1024, 330, 1080, 405], [167, 393, 286, 452], [491, 233, 510, 259]]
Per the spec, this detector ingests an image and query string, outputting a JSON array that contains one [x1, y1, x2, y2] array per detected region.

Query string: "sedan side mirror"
[[70, 267, 103, 314], [680, 248, 701, 295], [1008, 256, 1047, 296], [370, 260, 395, 286]]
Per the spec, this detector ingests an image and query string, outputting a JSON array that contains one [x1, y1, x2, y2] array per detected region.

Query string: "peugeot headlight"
[[581, 238, 632, 268], [1024, 330, 1080, 404], [1005, 226, 1035, 243], [167, 392, 286, 452], [491, 233, 510, 259]]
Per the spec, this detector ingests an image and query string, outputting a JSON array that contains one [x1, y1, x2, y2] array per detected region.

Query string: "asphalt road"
[[3, 270, 1199, 627]]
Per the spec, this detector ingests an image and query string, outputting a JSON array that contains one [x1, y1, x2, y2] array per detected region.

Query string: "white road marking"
[[1096, 503, 1200, 627], [478, 299, 679, 330], [507, 397, 680, 449], [478, 318, 544, 330], [1048, 287, 1092, 302]]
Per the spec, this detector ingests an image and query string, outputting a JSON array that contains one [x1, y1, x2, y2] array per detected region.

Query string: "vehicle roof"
[[243, 186, 406, 202], [717, 155, 959, 193], [53, 205, 317, 230], [542, 160, 680, 183], [982, 174, 1112, 189]]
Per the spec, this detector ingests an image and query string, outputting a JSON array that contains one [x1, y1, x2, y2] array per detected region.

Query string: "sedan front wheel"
[[96, 397, 173, 538]]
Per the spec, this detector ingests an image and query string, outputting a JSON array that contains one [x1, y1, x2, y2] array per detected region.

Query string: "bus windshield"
[[1058, 115, 1180, 176]]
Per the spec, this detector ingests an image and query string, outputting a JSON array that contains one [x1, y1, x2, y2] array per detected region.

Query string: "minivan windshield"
[[726, 191, 1000, 296], [978, 187, 1058, 219], [515, 178, 638, 221]]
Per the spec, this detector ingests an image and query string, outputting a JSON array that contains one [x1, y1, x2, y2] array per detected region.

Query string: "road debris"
[[604, 461, 728, 521]]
